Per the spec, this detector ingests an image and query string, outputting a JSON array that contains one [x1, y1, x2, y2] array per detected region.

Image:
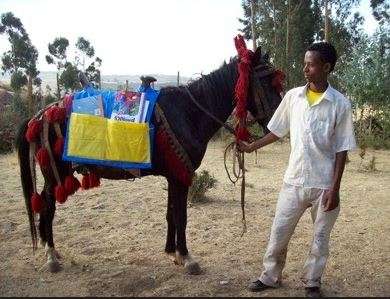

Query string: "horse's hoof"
[[185, 260, 201, 275], [47, 260, 62, 273]]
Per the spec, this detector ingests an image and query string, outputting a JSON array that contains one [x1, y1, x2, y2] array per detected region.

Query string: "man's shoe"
[[305, 286, 322, 297], [248, 279, 273, 292]]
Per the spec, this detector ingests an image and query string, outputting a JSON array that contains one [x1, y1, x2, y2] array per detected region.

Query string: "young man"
[[238, 42, 356, 297]]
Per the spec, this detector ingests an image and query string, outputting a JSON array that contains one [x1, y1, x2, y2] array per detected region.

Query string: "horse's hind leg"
[[166, 178, 201, 274], [39, 187, 61, 272]]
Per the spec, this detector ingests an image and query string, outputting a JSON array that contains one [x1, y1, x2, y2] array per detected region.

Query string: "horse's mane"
[[159, 58, 238, 110], [186, 58, 238, 108]]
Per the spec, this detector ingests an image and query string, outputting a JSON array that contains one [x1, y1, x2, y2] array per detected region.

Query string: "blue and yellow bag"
[[63, 86, 158, 169]]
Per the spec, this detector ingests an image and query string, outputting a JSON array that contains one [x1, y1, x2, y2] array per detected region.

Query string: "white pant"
[[259, 183, 340, 288]]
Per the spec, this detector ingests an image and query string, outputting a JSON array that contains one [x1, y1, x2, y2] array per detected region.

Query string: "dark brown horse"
[[15, 44, 282, 274]]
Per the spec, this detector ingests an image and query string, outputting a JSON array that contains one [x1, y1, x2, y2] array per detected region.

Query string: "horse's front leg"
[[39, 188, 62, 273], [166, 178, 201, 275]]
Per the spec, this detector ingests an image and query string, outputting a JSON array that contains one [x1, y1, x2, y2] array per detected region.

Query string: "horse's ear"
[[253, 46, 262, 65]]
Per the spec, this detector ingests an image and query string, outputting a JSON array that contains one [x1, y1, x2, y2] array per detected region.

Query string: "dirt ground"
[[0, 140, 389, 297]]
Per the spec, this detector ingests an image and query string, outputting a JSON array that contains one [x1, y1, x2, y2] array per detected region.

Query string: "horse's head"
[[246, 47, 284, 135]]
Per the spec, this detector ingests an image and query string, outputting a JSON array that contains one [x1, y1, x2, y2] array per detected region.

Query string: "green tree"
[[75, 37, 95, 70], [45, 37, 69, 98], [0, 12, 40, 115], [85, 57, 102, 88], [59, 62, 80, 92], [370, 0, 390, 26], [338, 29, 390, 147], [75, 37, 102, 88], [46, 36, 102, 93]]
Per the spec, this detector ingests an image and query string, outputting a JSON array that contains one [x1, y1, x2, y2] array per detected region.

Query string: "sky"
[[0, 0, 380, 78]]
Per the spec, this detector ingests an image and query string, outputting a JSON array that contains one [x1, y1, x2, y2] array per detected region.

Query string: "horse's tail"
[[15, 119, 38, 250]]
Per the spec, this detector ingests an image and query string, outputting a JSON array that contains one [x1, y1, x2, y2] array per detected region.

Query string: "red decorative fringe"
[[31, 192, 43, 213], [55, 184, 67, 204], [89, 172, 100, 188], [233, 34, 253, 142], [62, 94, 74, 116], [54, 137, 64, 157], [35, 147, 50, 169], [25, 119, 42, 142], [45, 106, 67, 124], [81, 174, 91, 190], [155, 128, 193, 187], [64, 175, 80, 195], [236, 125, 250, 142], [272, 69, 286, 94]]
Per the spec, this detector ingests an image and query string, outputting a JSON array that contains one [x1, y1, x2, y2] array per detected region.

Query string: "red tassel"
[[64, 175, 81, 195], [55, 184, 67, 204], [35, 147, 50, 169], [236, 126, 250, 142], [25, 119, 42, 143], [56, 107, 67, 123], [45, 106, 67, 123], [233, 35, 253, 142], [63, 94, 73, 115], [44, 107, 57, 123], [89, 172, 100, 188], [54, 137, 64, 157], [31, 192, 43, 213], [81, 174, 90, 190], [234, 62, 250, 117], [155, 129, 193, 187]]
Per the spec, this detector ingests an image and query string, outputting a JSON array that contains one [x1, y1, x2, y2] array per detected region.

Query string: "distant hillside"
[[0, 72, 190, 93]]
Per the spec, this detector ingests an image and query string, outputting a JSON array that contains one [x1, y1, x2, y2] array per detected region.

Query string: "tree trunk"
[[324, 0, 330, 42], [27, 75, 34, 116], [250, 0, 257, 51], [98, 70, 101, 89], [41, 86, 46, 109], [359, 106, 365, 136], [56, 72, 60, 100], [272, 0, 277, 65], [368, 108, 373, 134], [285, 0, 291, 87]]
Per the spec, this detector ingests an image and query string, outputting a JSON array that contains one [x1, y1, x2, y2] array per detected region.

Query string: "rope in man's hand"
[[224, 141, 247, 237]]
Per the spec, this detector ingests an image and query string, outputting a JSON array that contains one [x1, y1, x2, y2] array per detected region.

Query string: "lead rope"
[[224, 141, 247, 236]]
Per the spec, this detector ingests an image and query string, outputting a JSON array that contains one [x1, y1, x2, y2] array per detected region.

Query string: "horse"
[[15, 41, 283, 275]]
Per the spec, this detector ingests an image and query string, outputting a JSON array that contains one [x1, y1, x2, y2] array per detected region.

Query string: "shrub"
[[0, 93, 28, 154], [0, 106, 19, 153], [358, 154, 377, 173], [43, 93, 57, 106], [354, 108, 390, 150], [188, 170, 217, 204]]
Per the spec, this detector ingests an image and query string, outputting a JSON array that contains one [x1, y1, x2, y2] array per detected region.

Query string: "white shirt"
[[267, 83, 357, 189]]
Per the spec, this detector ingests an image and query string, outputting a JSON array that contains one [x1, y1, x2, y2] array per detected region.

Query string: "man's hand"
[[236, 132, 280, 154], [237, 140, 255, 153], [322, 189, 339, 212]]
